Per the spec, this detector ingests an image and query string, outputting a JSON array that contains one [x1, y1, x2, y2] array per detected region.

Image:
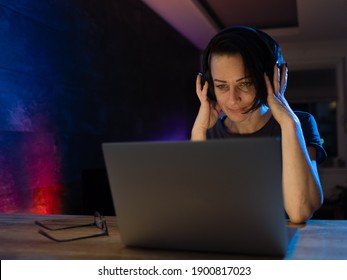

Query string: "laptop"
[[102, 138, 289, 256]]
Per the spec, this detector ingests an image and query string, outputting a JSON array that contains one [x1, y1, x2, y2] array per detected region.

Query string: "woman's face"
[[210, 53, 257, 123]]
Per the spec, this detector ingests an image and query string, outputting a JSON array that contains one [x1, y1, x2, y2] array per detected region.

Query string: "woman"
[[191, 26, 327, 224]]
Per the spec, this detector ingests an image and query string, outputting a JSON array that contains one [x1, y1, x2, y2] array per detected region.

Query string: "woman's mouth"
[[227, 107, 244, 114]]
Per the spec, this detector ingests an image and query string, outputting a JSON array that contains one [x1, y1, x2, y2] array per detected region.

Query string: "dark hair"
[[202, 25, 284, 112]]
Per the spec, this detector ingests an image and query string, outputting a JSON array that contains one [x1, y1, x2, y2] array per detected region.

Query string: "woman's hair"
[[202, 25, 284, 112]]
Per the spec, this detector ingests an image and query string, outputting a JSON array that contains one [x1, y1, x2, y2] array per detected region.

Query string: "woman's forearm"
[[191, 125, 207, 141], [280, 117, 323, 223]]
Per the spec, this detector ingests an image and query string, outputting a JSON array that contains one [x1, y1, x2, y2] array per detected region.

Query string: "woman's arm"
[[265, 66, 323, 224], [280, 116, 323, 223], [191, 74, 221, 141]]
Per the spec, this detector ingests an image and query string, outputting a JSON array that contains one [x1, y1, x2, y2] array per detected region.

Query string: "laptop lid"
[[102, 138, 287, 256]]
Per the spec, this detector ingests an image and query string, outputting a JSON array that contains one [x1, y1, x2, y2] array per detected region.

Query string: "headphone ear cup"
[[204, 71, 216, 101]]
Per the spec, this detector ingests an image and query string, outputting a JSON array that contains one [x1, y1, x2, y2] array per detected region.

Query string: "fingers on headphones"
[[196, 73, 202, 89], [273, 62, 288, 95], [279, 62, 288, 94], [196, 73, 209, 100]]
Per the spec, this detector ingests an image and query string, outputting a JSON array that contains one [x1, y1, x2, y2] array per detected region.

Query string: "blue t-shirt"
[[207, 111, 327, 165]]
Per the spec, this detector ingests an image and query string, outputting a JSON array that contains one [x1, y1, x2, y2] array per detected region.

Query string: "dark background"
[[0, 0, 200, 214]]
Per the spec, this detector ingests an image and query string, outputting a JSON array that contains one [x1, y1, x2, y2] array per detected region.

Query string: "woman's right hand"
[[191, 73, 221, 140]]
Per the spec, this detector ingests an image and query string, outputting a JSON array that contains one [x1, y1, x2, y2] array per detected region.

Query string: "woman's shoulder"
[[292, 110, 319, 131], [293, 110, 313, 120], [293, 111, 316, 126], [293, 110, 327, 164]]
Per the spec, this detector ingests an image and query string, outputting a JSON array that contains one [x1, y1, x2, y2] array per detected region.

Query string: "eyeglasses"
[[35, 211, 108, 242]]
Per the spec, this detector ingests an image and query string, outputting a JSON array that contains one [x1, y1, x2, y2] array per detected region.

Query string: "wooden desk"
[[1, 214, 347, 260]]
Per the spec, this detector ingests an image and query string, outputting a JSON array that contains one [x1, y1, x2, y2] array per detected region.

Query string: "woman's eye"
[[216, 84, 229, 91], [238, 82, 253, 91]]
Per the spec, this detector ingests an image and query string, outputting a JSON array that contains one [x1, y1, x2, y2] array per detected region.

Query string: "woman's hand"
[[191, 74, 221, 140], [264, 64, 297, 126]]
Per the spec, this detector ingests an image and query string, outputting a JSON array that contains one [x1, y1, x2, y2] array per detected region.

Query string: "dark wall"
[[0, 0, 200, 214]]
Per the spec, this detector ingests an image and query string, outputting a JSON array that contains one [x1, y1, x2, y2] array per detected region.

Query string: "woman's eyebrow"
[[236, 76, 251, 82], [213, 78, 228, 83], [213, 76, 251, 83]]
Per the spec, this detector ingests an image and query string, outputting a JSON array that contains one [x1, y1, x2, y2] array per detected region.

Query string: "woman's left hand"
[[264, 64, 296, 125]]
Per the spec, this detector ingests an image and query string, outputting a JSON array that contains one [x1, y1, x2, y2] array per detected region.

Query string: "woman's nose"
[[227, 88, 241, 104]]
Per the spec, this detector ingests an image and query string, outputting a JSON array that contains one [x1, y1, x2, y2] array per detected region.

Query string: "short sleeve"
[[296, 111, 327, 165]]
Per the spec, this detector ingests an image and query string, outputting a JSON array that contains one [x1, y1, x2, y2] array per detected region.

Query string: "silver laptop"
[[102, 138, 288, 256]]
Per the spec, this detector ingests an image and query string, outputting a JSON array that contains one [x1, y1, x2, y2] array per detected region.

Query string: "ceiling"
[[141, 0, 347, 50]]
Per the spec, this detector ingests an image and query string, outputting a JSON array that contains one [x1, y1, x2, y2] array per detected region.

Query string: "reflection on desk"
[[0, 214, 346, 260]]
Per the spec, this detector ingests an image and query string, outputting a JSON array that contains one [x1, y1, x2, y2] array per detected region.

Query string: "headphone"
[[201, 26, 284, 101]]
